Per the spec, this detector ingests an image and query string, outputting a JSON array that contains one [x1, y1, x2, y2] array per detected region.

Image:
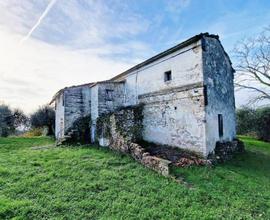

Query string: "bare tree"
[[234, 26, 270, 104]]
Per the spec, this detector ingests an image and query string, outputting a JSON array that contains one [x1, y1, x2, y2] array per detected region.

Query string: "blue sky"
[[0, 0, 269, 112]]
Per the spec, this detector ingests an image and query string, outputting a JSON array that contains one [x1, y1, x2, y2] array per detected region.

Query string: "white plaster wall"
[[120, 40, 203, 106], [55, 93, 65, 139], [116, 39, 207, 155], [123, 74, 138, 106], [90, 85, 99, 142], [91, 85, 99, 122], [140, 87, 207, 156]]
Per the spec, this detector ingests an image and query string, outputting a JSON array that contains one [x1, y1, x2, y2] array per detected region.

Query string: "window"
[[203, 85, 208, 106], [105, 89, 114, 101], [62, 95, 65, 107], [164, 70, 172, 82], [218, 114, 223, 138]]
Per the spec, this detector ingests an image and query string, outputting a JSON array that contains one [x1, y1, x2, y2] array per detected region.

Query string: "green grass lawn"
[[0, 137, 269, 219]]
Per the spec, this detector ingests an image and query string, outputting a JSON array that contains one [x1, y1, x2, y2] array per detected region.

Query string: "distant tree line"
[[0, 105, 28, 137], [236, 106, 270, 142], [0, 104, 55, 137]]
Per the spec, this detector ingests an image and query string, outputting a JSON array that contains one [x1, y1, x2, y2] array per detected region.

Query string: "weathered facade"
[[50, 33, 237, 158], [52, 83, 92, 139]]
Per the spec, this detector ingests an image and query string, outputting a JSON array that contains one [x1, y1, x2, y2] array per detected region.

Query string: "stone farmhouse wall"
[[203, 36, 236, 155], [64, 86, 91, 130], [55, 85, 91, 139], [97, 82, 125, 115], [96, 106, 171, 176], [110, 35, 236, 157], [90, 82, 125, 142], [118, 40, 203, 106], [53, 33, 237, 158], [139, 83, 206, 156]]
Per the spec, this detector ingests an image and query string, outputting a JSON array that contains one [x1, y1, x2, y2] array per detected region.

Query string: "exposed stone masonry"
[[97, 105, 172, 176], [52, 33, 242, 172]]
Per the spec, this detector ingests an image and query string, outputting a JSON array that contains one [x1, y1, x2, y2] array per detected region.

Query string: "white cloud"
[[0, 0, 152, 114], [0, 27, 132, 113]]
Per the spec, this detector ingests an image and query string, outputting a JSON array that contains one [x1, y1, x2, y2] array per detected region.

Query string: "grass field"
[[0, 136, 269, 219]]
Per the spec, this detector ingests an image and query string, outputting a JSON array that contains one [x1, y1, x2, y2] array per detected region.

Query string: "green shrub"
[[255, 107, 270, 142], [236, 106, 270, 142], [0, 105, 28, 137], [96, 114, 111, 140], [236, 107, 256, 135], [22, 128, 43, 137]]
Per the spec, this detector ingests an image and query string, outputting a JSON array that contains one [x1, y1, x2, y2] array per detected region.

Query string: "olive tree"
[[0, 105, 14, 137], [0, 105, 28, 137]]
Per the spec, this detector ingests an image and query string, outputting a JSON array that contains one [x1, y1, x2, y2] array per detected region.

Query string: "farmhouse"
[[50, 33, 237, 158]]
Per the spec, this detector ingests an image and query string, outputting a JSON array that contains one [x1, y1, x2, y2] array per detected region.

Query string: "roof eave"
[[110, 33, 218, 81]]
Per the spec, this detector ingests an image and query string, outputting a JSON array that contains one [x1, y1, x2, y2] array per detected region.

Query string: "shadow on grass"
[[171, 148, 270, 184], [224, 149, 270, 178]]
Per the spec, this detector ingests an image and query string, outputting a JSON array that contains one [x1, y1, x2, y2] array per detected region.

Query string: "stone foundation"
[[210, 139, 245, 162], [113, 141, 172, 176]]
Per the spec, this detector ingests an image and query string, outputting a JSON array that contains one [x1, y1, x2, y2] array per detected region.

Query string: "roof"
[[50, 32, 226, 104], [89, 80, 125, 88], [49, 80, 125, 104], [49, 82, 94, 105], [110, 32, 219, 81]]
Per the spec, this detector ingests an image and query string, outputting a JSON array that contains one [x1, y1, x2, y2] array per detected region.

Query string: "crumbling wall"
[[64, 86, 91, 131], [90, 82, 125, 142], [96, 105, 143, 145], [96, 105, 171, 176], [98, 82, 125, 115], [112, 38, 208, 156]]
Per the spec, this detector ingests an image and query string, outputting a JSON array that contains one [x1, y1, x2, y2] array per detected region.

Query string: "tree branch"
[[235, 83, 270, 99]]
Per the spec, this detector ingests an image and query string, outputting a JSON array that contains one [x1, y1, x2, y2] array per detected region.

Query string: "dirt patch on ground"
[[139, 142, 211, 167], [31, 144, 56, 150]]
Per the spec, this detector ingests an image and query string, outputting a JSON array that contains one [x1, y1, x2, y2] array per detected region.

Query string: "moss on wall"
[[96, 104, 144, 142], [96, 114, 111, 140], [65, 114, 91, 144]]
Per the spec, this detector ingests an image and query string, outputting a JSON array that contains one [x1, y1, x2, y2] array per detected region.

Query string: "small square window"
[[164, 70, 172, 82], [105, 89, 113, 101]]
